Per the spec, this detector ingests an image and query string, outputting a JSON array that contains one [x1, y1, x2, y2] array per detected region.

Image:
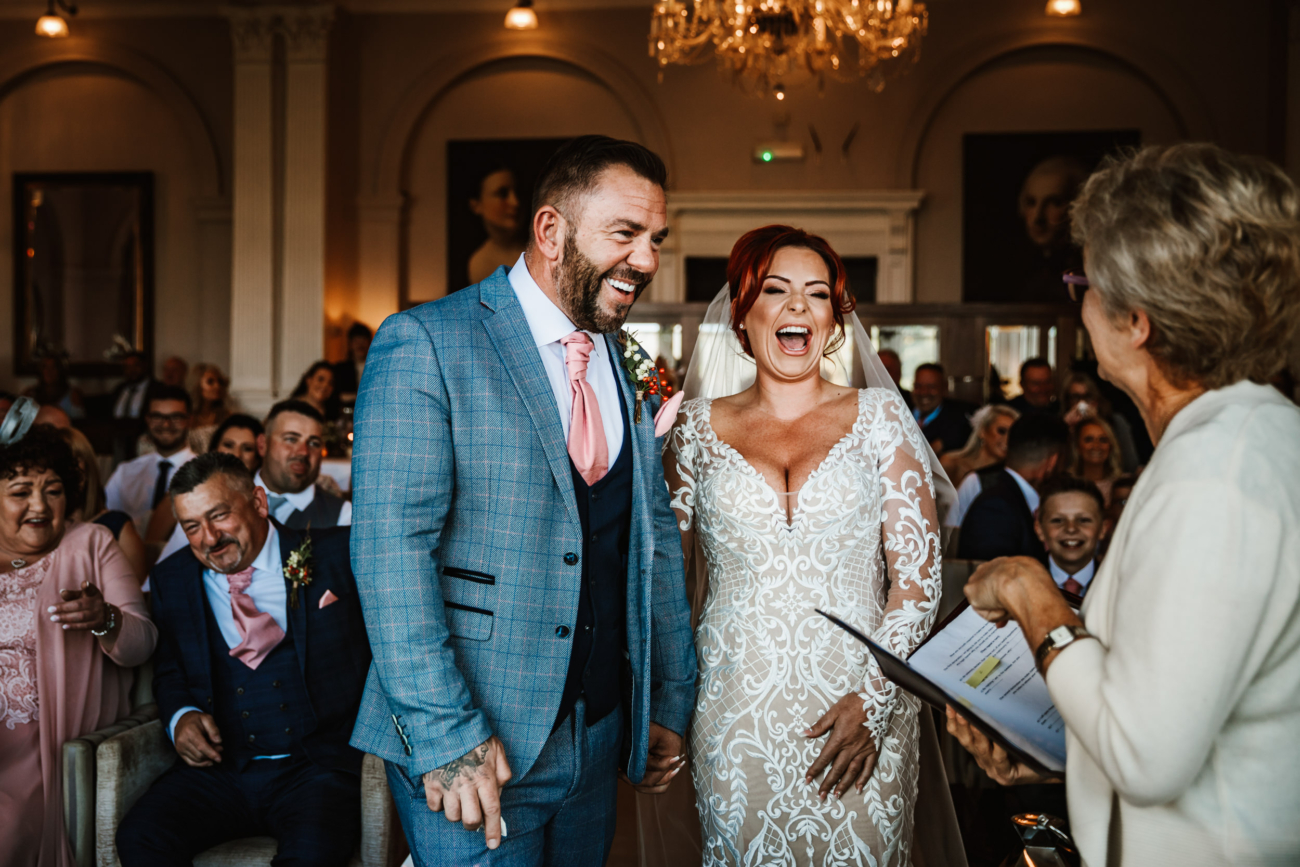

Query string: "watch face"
[[1049, 625, 1073, 645]]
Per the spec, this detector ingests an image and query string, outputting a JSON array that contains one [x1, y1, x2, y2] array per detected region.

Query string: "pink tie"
[[1062, 577, 1085, 597], [560, 332, 609, 485], [225, 567, 285, 670]]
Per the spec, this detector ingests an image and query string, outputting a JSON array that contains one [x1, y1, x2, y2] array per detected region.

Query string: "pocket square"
[[653, 392, 685, 437], [318, 590, 339, 609]]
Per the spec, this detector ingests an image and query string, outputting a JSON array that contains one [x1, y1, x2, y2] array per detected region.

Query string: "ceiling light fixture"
[[1045, 0, 1081, 17], [35, 0, 77, 37], [504, 0, 538, 30]]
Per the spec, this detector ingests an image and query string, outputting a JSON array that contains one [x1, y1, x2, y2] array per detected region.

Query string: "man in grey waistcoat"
[[256, 400, 351, 529]]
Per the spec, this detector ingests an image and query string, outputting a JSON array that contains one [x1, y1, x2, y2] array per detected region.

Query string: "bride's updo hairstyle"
[[726, 225, 856, 358]]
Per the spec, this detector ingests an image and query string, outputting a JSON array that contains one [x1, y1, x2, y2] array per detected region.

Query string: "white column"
[[225, 9, 277, 413], [279, 6, 333, 393]]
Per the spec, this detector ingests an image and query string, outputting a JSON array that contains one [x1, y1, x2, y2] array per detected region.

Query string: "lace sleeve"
[[663, 403, 699, 534], [861, 390, 943, 746]]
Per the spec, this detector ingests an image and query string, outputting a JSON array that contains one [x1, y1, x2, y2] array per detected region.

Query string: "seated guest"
[[159, 356, 189, 390], [23, 356, 85, 419], [110, 352, 156, 422], [912, 362, 975, 453], [290, 361, 339, 422], [1006, 357, 1059, 416], [957, 413, 1070, 562], [105, 386, 197, 536], [878, 348, 913, 407], [60, 426, 148, 583], [941, 404, 1019, 488], [187, 364, 236, 454], [331, 322, 372, 405], [256, 400, 351, 529], [1060, 371, 1140, 471], [949, 143, 1300, 865], [117, 454, 371, 867], [156, 415, 266, 563], [1070, 418, 1123, 504], [0, 409, 156, 867], [1034, 477, 1109, 598], [34, 404, 73, 430]]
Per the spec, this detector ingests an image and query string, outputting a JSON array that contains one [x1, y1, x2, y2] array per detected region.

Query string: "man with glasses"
[[106, 384, 197, 534]]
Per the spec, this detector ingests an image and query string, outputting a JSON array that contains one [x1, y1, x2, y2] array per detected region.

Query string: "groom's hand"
[[421, 735, 513, 849], [628, 723, 686, 794]]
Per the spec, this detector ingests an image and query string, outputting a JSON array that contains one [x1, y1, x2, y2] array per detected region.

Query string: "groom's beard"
[[554, 230, 650, 334]]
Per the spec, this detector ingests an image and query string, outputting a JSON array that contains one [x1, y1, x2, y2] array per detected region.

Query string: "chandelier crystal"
[[649, 0, 927, 95]]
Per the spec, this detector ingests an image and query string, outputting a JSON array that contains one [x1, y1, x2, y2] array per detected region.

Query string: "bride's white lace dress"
[[666, 388, 942, 867]]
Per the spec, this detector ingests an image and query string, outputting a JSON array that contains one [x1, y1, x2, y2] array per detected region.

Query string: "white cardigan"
[[1047, 381, 1300, 866]]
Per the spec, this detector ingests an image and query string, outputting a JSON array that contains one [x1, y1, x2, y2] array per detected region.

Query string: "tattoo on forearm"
[[437, 743, 489, 786]]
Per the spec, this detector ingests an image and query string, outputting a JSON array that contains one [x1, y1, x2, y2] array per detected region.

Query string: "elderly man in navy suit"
[[117, 453, 371, 867]]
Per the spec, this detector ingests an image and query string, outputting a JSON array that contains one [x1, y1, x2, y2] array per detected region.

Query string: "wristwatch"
[[1034, 624, 1091, 674], [91, 603, 118, 637]]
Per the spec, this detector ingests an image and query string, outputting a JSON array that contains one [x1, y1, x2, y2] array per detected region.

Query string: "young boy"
[[1034, 476, 1110, 598]]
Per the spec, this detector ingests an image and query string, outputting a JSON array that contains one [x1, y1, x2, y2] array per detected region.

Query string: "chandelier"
[[649, 0, 927, 96]]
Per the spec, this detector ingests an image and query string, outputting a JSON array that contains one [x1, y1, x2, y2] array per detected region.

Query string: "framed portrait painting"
[[962, 130, 1141, 304], [446, 137, 569, 294]]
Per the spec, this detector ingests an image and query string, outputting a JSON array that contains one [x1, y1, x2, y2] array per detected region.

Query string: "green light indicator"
[[762, 151, 773, 162]]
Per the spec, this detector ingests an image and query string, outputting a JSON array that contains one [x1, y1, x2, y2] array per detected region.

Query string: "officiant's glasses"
[[1062, 271, 1090, 303]]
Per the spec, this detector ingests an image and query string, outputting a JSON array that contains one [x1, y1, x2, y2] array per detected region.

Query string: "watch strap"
[[1034, 624, 1090, 674]]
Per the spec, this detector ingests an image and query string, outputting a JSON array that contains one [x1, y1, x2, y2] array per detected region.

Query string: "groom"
[[349, 135, 696, 865]]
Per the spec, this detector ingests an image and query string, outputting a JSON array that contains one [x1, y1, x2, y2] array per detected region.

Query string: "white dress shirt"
[[508, 255, 624, 463], [105, 446, 197, 534], [1048, 557, 1096, 592], [113, 379, 151, 419], [167, 526, 290, 760], [254, 471, 353, 527], [945, 467, 1040, 528]]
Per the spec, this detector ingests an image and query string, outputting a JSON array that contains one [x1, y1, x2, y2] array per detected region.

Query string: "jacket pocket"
[[444, 601, 494, 641], [442, 566, 495, 585]]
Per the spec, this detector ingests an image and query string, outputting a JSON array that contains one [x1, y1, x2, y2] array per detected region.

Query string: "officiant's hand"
[[804, 693, 879, 800], [946, 706, 1058, 786], [421, 735, 513, 850], [626, 723, 686, 794]]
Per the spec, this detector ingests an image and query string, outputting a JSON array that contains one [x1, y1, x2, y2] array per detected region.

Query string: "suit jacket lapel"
[[607, 333, 655, 612], [279, 524, 310, 677], [480, 273, 582, 529]]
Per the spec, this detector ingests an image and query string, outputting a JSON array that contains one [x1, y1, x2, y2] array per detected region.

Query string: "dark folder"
[[816, 608, 1062, 775]]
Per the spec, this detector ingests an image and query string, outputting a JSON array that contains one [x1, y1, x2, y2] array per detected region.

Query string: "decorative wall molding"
[[657, 190, 926, 304]]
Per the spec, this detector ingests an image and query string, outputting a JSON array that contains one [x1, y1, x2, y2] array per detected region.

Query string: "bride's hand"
[[803, 693, 879, 800]]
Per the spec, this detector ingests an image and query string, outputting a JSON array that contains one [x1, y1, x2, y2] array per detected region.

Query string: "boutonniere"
[[617, 330, 662, 424], [285, 531, 313, 609]]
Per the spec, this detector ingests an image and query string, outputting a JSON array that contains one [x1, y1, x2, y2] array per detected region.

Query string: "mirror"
[[13, 172, 153, 376]]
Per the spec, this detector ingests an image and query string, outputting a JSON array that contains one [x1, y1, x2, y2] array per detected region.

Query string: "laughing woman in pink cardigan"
[[0, 411, 157, 867]]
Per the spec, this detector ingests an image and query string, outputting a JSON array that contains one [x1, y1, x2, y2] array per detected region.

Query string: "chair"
[[63, 703, 407, 867]]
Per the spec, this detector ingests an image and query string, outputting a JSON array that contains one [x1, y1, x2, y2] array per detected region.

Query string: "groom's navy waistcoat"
[[558, 349, 634, 729], [203, 600, 315, 769]]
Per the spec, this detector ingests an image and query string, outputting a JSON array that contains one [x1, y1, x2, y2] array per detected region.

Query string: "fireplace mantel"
[[651, 190, 925, 304]]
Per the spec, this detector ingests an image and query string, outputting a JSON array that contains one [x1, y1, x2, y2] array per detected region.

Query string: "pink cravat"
[[225, 566, 285, 670], [1062, 577, 1085, 597], [560, 332, 609, 485]]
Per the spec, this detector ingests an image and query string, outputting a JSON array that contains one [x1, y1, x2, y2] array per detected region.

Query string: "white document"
[[908, 605, 1067, 772]]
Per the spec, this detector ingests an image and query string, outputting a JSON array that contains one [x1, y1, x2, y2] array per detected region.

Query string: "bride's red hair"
[[725, 225, 856, 357]]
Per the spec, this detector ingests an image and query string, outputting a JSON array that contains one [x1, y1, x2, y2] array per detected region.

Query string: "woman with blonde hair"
[[57, 427, 147, 583], [186, 363, 234, 453], [940, 403, 1019, 487], [949, 143, 1300, 865], [1060, 369, 1141, 470], [1070, 416, 1123, 504]]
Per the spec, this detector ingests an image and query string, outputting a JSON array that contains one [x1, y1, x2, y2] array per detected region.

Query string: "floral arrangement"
[[285, 531, 313, 609], [617, 330, 662, 423]]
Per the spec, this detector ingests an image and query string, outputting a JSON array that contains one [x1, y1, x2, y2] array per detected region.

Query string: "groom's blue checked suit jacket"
[[347, 267, 696, 784]]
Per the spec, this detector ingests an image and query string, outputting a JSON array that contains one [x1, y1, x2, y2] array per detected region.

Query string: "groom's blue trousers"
[[386, 698, 623, 867]]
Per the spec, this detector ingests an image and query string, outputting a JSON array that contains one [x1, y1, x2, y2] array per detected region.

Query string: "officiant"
[[947, 143, 1300, 866]]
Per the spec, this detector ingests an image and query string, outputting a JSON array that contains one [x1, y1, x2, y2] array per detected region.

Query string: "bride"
[[661, 225, 957, 866]]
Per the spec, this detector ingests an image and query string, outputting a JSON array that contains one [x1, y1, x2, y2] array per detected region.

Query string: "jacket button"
[[241, 711, 250, 719], [280, 704, 288, 712], [272, 680, 281, 688], [248, 735, 256, 743], [284, 727, 293, 734], [556, 625, 571, 638], [206, 698, 212, 706], [563, 553, 578, 566], [236, 688, 244, 696]]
